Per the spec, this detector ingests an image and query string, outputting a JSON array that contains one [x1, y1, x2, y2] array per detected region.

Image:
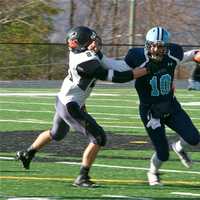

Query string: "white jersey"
[[58, 50, 99, 107]]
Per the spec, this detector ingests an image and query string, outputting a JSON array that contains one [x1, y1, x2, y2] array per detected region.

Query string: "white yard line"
[[0, 101, 54, 106], [0, 157, 199, 175], [181, 102, 200, 106], [0, 109, 54, 113], [0, 157, 15, 160], [0, 101, 199, 111], [171, 192, 200, 197], [7, 198, 51, 200], [0, 119, 51, 125], [56, 161, 200, 175], [0, 119, 199, 132], [0, 93, 56, 96], [1, 109, 200, 120], [102, 195, 153, 200]]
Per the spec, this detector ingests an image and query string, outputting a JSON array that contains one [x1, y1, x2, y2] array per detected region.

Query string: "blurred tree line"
[[0, 0, 66, 79], [0, 0, 200, 80]]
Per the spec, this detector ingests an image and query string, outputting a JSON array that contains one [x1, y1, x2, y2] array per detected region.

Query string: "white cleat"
[[147, 172, 163, 186], [171, 143, 192, 168]]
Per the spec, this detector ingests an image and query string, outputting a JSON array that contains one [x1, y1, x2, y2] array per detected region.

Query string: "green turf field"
[[0, 86, 200, 200]]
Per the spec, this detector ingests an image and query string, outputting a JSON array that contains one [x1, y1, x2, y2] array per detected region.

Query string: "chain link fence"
[[0, 43, 199, 80]]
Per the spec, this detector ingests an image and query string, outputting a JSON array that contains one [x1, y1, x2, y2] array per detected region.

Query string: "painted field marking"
[[0, 93, 122, 97], [171, 192, 200, 197], [0, 118, 199, 132], [0, 119, 52, 125], [102, 195, 153, 200], [7, 198, 51, 200], [129, 141, 148, 144], [0, 101, 54, 106], [1, 176, 200, 186], [0, 156, 15, 160], [1, 156, 200, 175], [0, 108, 54, 113], [1, 100, 200, 110], [56, 161, 200, 175], [1, 108, 199, 121], [181, 102, 200, 106], [0, 93, 56, 97]]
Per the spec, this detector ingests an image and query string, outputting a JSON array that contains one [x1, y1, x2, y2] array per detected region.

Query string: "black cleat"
[[16, 151, 33, 169], [73, 175, 97, 188]]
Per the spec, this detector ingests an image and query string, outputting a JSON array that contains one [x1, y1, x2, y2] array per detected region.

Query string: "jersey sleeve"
[[76, 59, 108, 80], [76, 59, 133, 83]]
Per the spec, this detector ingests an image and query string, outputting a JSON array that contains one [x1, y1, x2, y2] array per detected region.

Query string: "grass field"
[[0, 85, 200, 200]]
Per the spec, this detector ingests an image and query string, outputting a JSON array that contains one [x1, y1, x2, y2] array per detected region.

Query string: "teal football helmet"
[[145, 26, 170, 61]]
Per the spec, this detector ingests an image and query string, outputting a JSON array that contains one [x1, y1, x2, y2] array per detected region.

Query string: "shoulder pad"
[[125, 48, 147, 68], [168, 43, 183, 61]]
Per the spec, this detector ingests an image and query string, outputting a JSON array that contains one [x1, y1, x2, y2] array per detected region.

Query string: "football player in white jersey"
[[16, 26, 151, 188]]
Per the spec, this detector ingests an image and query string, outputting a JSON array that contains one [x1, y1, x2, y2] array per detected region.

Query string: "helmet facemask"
[[66, 26, 101, 52], [145, 26, 170, 62], [145, 41, 169, 62]]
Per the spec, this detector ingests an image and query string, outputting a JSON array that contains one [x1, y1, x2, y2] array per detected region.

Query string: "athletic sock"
[[80, 165, 90, 177], [27, 146, 37, 158], [149, 153, 162, 174], [175, 139, 187, 152]]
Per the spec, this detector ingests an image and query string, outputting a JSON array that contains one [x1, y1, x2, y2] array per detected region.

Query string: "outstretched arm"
[[181, 49, 200, 63], [76, 59, 149, 83]]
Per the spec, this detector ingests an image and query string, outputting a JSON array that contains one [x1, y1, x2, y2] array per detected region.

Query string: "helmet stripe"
[[159, 27, 162, 41], [157, 27, 160, 40], [161, 27, 164, 41]]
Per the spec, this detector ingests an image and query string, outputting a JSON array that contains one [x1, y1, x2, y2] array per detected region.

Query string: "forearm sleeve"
[[107, 70, 133, 83]]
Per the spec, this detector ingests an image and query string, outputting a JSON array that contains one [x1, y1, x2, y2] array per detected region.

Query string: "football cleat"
[[16, 150, 33, 169], [73, 175, 97, 188], [172, 143, 192, 168], [147, 172, 163, 186]]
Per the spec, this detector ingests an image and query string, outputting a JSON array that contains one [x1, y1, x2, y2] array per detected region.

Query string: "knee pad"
[[91, 129, 107, 146], [50, 129, 68, 141], [98, 131, 107, 146], [188, 135, 200, 146], [51, 112, 70, 141], [66, 102, 84, 120]]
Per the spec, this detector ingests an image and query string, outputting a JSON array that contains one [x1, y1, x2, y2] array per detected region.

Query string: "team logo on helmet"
[[66, 26, 99, 52]]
